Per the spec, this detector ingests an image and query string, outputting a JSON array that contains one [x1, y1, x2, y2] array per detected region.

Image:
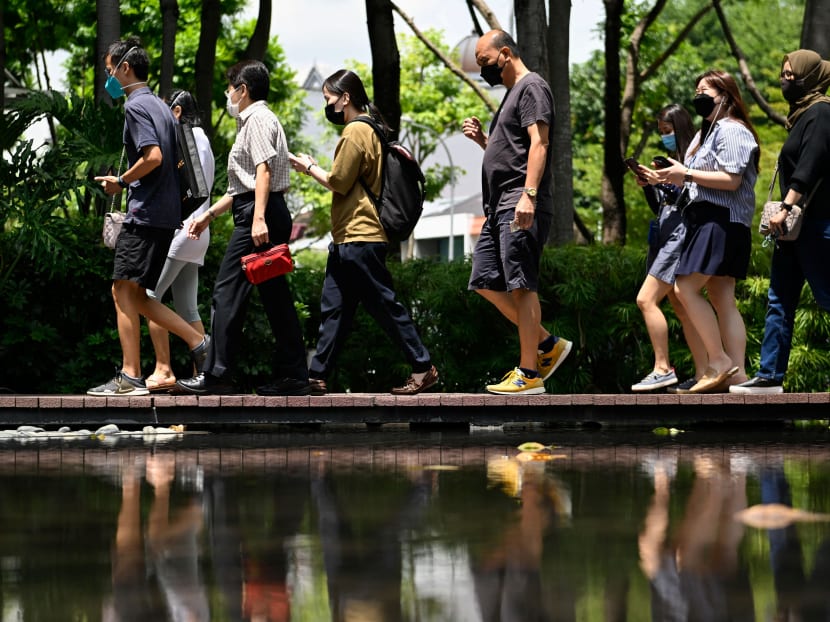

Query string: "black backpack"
[[175, 122, 210, 221], [351, 116, 426, 243]]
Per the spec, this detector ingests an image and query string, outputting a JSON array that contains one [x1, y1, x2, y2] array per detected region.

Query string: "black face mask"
[[781, 78, 808, 103], [480, 53, 504, 87], [693, 93, 716, 118], [325, 101, 345, 125]]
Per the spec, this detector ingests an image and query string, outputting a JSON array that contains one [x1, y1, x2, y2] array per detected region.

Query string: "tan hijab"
[[783, 49, 830, 129]]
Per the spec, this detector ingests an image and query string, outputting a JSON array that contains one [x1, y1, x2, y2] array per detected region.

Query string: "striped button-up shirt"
[[684, 118, 758, 227], [227, 100, 291, 195]]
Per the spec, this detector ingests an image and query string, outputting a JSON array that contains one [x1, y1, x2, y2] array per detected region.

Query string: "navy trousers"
[[309, 242, 431, 380]]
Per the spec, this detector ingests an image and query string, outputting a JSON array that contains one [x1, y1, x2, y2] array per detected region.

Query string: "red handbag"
[[240, 244, 294, 285]]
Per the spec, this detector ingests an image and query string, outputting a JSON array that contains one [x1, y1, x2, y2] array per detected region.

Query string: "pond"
[[1, 424, 829, 621]]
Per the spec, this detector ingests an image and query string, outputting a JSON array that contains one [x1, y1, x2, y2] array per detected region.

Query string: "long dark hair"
[[168, 89, 202, 126], [323, 69, 390, 135], [657, 103, 694, 160], [691, 70, 760, 166]]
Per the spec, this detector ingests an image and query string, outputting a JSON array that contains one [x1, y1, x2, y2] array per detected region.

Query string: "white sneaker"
[[631, 368, 678, 392]]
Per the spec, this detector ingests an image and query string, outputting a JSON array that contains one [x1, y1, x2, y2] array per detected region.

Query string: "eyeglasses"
[[780, 70, 795, 80]]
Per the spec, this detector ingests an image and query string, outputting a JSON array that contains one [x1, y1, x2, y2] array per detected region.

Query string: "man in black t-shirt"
[[462, 30, 572, 395]]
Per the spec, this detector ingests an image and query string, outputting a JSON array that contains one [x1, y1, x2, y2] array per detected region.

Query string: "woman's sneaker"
[[87, 370, 149, 396], [631, 368, 677, 392], [729, 376, 784, 394]]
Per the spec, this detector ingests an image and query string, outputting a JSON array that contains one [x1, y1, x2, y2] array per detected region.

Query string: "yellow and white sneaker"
[[486, 368, 546, 395], [537, 337, 572, 381]]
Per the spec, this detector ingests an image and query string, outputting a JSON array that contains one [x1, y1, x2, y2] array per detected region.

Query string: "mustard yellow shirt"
[[327, 117, 387, 244]]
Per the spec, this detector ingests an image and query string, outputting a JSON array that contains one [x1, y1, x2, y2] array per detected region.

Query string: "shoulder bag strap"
[[110, 146, 126, 214]]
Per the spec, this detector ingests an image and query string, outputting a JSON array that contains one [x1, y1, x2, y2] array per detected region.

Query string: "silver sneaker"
[[632, 368, 678, 392], [87, 370, 149, 396]]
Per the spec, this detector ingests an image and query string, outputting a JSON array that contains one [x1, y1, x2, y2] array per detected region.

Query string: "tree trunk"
[[548, 0, 575, 245], [196, 0, 222, 139], [366, 0, 401, 140], [514, 0, 549, 79], [159, 0, 179, 100], [801, 0, 830, 58], [0, 6, 6, 114], [243, 0, 272, 61], [96, 0, 121, 104], [601, 0, 625, 244]]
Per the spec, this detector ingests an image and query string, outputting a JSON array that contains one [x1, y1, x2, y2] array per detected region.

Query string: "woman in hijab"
[[731, 50, 830, 394]]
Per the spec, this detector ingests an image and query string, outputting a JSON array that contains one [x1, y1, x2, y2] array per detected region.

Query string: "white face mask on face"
[[226, 87, 241, 118]]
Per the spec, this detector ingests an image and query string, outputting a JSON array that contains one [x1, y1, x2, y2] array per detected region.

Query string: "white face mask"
[[225, 87, 241, 118]]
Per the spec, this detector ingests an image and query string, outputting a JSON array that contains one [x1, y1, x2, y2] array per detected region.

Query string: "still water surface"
[[1, 426, 829, 621]]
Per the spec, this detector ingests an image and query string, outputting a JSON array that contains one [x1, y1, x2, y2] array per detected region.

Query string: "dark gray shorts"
[[112, 222, 174, 290], [468, 208, 551, 293]]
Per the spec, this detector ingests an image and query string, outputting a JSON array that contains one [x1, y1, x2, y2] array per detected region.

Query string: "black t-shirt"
[[481, 73, 555, 215], [780, 101, 830, 221]]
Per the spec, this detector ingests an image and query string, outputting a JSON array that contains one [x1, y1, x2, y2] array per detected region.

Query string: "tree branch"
[[467, 0, 503, 30], [465, 0, 485, 36], [391, 2, 497, 113], [640, 3, 713, 82], [712, 0, 787, 127]]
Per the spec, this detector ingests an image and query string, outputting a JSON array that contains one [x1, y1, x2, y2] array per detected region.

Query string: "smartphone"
[[624, 157, 641, 173], [625, 157, 647, 181], [652, 156, 672, 169]]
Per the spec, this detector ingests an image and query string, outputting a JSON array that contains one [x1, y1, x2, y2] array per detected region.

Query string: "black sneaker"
[[257, 378, 312, 396], [191, 335, 211, 373], [729, 376, 783, 394], [666, 378, 696, 394]]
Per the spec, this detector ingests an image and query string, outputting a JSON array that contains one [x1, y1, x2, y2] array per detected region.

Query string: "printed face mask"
[[480, 52, 504, 87], [324, 96, 346, 125], [660, 133, 677, 152]]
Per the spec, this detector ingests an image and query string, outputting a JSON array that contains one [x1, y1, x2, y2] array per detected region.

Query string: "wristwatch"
[[684, 169, 693, 183], [523, 187, 537, 198]]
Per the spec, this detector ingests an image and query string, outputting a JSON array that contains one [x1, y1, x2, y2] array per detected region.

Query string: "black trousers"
[[309, 241, 431, 380], [206, 192, 307, 382]]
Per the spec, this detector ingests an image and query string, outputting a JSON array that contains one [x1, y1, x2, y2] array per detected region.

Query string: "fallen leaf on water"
[[653, 427, 685, 437], [734, 503, 830, 529], [518, 441, 548, 452]]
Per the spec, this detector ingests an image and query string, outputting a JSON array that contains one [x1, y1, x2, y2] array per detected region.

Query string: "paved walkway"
[[0, 392, 827, 427]]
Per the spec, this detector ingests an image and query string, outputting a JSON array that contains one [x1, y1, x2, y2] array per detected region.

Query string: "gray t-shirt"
[[482, 73, 554, 215], [123, 87, 181, 229]]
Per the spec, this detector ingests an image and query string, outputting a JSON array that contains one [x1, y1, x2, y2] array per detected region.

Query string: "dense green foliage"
[[3, 0, 828, 394], [2, 221, 828, 393]]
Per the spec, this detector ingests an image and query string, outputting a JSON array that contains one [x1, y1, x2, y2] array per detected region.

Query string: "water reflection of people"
[[761, 466, 830, 620], [475, 457, 574, 621], [204, 472, 308, 622], [104, 454, 208, 621], [638, 455, 753, 620], [311, 469, 431, 622]]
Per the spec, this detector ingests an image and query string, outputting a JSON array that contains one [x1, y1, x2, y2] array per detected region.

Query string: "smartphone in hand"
[[625, 157, 647, 181], [652, 156, 672, 169]]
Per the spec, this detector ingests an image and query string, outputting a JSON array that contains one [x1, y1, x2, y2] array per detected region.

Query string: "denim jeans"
[[757, 218, 830, 382]]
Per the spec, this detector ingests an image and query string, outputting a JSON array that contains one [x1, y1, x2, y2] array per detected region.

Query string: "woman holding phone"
[[643, 70, 759, 394], [629, 104, 706, 392]]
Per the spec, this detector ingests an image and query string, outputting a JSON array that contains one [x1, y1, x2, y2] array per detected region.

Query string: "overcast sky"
[[264, 0, 604, 79]]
